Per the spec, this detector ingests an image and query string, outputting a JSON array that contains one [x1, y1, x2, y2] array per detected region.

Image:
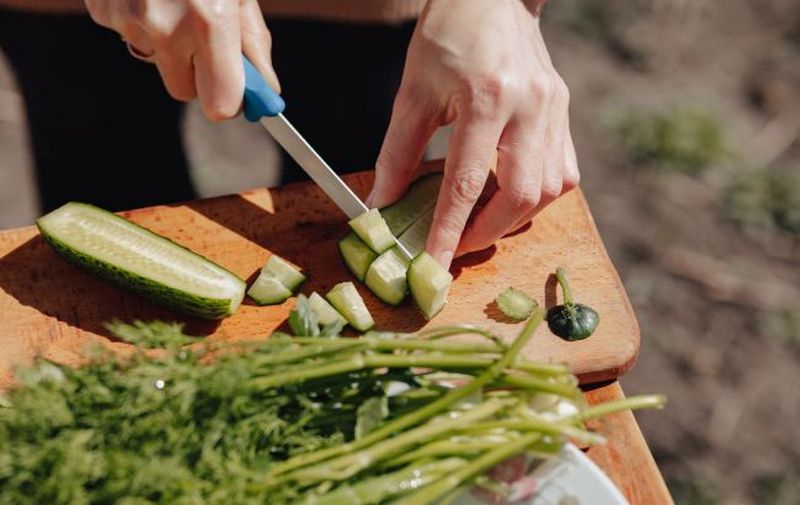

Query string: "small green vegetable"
[[289, 294, 320, 336], [547, 267, 599, 341], [495, 287, 538, 321]]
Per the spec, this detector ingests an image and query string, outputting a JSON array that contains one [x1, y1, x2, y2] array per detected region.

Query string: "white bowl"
[[454, 443, 629, 505]]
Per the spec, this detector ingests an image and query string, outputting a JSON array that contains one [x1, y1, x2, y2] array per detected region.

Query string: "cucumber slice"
[[308, 292, 346, 326], [325, 282, 374, 331], [349, 208, 395, 254], [339, 232, 378, 282], [364, 248, 410, 306], [262, 254, 305, 292], [408, 252, 453, 320], [247, 273, 292, 305], [36, 202, 245, 319], [398, 206, 434, 258], [380, 174, 443, 235], [496, 287, 538, 321]]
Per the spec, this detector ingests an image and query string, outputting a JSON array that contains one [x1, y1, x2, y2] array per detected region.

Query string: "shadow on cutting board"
[[0, 236, 223, 344]]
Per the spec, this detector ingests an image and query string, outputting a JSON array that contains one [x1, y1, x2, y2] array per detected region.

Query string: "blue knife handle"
[[242, 55, 285, 121]]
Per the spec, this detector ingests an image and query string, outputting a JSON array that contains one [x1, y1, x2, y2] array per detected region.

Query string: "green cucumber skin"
[[37, 222, 245, 320]]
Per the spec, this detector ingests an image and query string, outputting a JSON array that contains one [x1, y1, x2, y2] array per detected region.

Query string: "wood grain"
[[585, 382, 674, 505], [0, 160, 639, 388]]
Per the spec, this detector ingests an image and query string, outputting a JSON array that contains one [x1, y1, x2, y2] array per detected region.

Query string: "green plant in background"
[[616, 107, 728, 175], [759, 309, 800, 353], [723, 168, 800, 235], [750, 454, 800, 505], [668, 475, 720, 505]]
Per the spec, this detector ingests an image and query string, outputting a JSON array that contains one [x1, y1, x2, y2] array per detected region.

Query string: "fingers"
[[192, 1, 243, 120], [240, 0, 280, 93], [426, 116, 504, 269], [367, 89, 437, 208], [456, 119, 545, 256]]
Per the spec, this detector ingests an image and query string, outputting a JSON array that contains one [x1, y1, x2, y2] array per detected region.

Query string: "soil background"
[[1, 1, 799, 504]]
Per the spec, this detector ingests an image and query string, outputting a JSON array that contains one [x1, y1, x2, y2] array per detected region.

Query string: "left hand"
[[366, 0, 579, 269]]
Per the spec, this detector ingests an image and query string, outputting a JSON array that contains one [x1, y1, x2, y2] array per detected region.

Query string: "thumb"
[[240, 0, 281, 93], [367, 94, 434, 208]]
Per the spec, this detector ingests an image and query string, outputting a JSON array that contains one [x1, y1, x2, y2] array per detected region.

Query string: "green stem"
[[290, 336, 505, 355], [412, 325, 507, 348], [286, 399, 508, 483], [555, 266, 575, 307], [385, 438, 513, 468], [392, 432, 542, 505], [572, 394, 667, 422], [262, 309, 545, 479], [497, 374, 581, 399], [457, 419, 604, 445]]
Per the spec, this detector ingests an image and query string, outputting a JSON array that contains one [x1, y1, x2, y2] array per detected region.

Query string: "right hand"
[[85, 0, 280, 120]]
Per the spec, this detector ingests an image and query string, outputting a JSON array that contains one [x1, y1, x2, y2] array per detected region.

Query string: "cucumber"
[[325, 282, 374, 331], [262, 255, 305, 292], [247, 273, 292, 305], [36, 202, 245, 319], [496, 287, 538, 321], [308, 292, 346, 326], [380, 174, 443, 235], [408, 252, 453, 320], [364, 248, 410, 306], [339, 232, 378, 282], [397, 205, 434, 258], [349, 208, 395, 254]]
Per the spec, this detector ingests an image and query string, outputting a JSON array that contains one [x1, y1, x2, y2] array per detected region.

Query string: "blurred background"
[[1, 1, 799, 503]]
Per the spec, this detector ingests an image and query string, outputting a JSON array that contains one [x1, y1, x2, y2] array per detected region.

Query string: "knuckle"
[[450, 173, 485, 203], [506, 185, 541, 211], [464, 74, 518, 116]]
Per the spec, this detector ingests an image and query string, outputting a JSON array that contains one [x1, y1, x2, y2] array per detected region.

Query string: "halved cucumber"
[[308, 292, 346, 326], [325, 282, 374, 331], [349, 208, 395, 254], [36, 202, 245, 319], [408, 252, 453, 320], [364, 247, 410, 306], [262, 254, 305, 292], [339, 232, 378, 282], [380, 174, 443, 236], [247, 274, 292, 305]]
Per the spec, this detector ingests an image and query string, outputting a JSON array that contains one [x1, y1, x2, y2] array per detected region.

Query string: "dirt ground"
[[1, 1, 799, 504]]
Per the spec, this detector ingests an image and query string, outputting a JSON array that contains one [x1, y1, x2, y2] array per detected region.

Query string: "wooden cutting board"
[[0, 160, 639, 388]]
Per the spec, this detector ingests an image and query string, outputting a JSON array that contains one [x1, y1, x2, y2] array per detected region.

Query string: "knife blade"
[[241, 56, 412, 259]]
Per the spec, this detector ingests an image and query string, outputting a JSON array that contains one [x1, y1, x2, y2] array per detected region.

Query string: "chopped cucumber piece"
[[398, 206, 434, 258], [380, 174, 443, 235], [496, 287, 538, 321], [408, 252, 453, 320], [325, 282, 374, 331], [349, 208, 395, 254], [308, 292, 346, 326], [36, 202, 245, 319], [262, 255, 305, 292], [364, 248, 410, 306], [339, 232, 378, 282], [247, 273, 292, 305]]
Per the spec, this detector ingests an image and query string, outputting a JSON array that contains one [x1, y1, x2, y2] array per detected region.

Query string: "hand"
[[367, 0, 579, 269], [85, 0, 279, 120]]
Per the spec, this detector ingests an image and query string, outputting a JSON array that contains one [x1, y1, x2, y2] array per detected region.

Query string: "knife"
[[241, 56, 412, 259]]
